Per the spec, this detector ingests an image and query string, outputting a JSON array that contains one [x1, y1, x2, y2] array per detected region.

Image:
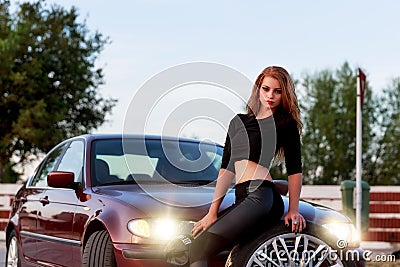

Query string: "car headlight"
[[128, 218, 194, 241], [322, 222, 360, 248]]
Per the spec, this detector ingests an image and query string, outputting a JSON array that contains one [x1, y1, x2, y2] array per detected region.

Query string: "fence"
[[0, 184, 22, 230], [363, 187, 400, 242]]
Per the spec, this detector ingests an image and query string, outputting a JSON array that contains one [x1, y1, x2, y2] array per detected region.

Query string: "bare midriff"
[[234, 159, 273, 184]]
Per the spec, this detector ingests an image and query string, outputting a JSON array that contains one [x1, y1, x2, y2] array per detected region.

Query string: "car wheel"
[[82, 230, 117, 267], [225, 222, 355, 267], [6, 230, 20, 267]]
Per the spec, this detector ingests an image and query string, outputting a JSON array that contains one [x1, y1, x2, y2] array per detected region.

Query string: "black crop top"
[[221, 109, 302, 176]]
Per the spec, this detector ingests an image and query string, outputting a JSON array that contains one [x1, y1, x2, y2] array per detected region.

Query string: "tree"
[[298, 62, 400, 185], [299, 63, 376, 185], [364, 78, 400, 185], [0, 0, 116, 182]]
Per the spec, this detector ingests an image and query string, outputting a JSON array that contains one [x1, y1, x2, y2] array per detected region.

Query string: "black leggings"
[[189, 179, 284, 267]]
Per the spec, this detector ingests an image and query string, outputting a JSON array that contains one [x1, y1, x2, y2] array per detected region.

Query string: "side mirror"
[[47, 171, 77, 189]]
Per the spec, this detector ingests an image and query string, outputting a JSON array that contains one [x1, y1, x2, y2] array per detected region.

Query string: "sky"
[[39, 0, 400, 145]]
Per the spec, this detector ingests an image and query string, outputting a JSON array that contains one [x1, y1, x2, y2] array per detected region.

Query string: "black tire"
[[225, 222, 356, 267], [82, 230, 117, 267], [6, 230, 21, 267]]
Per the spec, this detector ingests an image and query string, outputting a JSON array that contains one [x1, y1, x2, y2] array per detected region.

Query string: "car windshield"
[[91, 138, 223, 186]]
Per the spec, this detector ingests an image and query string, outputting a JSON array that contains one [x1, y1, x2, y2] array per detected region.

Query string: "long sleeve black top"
[[221, 109, 302, 176]]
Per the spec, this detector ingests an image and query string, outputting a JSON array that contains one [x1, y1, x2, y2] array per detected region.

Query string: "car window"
[[92, 139, 223, 186], [30, 143, 68, 187], [56, 140, 84, 183]]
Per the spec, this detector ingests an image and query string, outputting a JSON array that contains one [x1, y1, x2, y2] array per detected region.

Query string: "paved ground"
[[1, 231, 5, 266], [1, 243, 5, 266], [0, 231, 398, 266]]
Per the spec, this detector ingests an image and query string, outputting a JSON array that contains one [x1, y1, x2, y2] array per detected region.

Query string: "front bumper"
[[113, 243, 169, 267], [122, 247, 164, 260], [113, 243, 228, 267]]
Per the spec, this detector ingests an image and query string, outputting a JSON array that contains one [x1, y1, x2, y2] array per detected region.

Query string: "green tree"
[[364, 78, 400, 185], [299, 63, 376, 184], [0, 0, 116, 182]]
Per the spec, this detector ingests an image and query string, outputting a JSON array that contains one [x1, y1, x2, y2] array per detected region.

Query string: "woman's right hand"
[[191, 212, 217, 237]]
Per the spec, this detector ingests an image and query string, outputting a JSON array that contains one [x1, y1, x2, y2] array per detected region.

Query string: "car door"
[[19, 142, 68, 262], [36, 139, 84, 266]]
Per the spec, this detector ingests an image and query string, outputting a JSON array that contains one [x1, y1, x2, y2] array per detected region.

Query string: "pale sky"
[[41, 0, 400, 144]]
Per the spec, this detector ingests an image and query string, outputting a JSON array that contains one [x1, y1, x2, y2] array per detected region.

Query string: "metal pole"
[[356, 73, 362, 237]]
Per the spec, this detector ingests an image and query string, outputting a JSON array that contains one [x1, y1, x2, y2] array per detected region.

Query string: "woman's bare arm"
[[284, 172, 306, 232]]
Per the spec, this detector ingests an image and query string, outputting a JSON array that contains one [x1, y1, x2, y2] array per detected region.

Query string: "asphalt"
[[0, 231, 398, 266], [1, 231, 5, 266], [0, 245, 4, 266]]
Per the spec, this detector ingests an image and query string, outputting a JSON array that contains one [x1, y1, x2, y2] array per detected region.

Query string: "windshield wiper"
[[98, 179, 216, 186], [99, 180, 138, 186], [172, 180, 216, 186], [99, 179, 178, 186]]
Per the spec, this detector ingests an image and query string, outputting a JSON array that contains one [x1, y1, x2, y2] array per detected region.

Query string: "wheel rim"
[[7, 236, 19, 267], [246, 233, 345, 267]]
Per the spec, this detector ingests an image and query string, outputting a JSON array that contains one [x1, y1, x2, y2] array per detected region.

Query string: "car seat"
[[95, 159, 120, 185]]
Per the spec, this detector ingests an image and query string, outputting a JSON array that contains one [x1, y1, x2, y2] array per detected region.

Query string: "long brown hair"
[[246, 66, 302, 162]]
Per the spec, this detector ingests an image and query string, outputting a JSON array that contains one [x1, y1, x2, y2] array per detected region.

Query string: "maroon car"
[[5, 134, 365, 267]]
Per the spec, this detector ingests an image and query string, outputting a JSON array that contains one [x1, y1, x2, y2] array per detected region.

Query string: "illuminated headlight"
[[323, 222, 360, 248], [128, 218, 193, 241]]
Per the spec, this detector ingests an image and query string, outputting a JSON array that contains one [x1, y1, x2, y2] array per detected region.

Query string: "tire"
[[82, 230, 117, 267], [225, 222, 356, 267], [6, 230, 21, 267]]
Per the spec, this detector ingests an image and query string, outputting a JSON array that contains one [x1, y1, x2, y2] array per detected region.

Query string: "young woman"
[[189, 66, 306, 267]]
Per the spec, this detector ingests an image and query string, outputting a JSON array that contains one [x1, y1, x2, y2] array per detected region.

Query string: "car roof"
[[70, 133, 223, 147]]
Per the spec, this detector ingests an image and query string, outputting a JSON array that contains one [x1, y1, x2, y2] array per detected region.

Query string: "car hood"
[[94, 184, 236, 219], [94, 184, 351, 224]]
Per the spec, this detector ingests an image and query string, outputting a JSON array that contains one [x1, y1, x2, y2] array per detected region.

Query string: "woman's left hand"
[[284, 210, 306, 233]]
